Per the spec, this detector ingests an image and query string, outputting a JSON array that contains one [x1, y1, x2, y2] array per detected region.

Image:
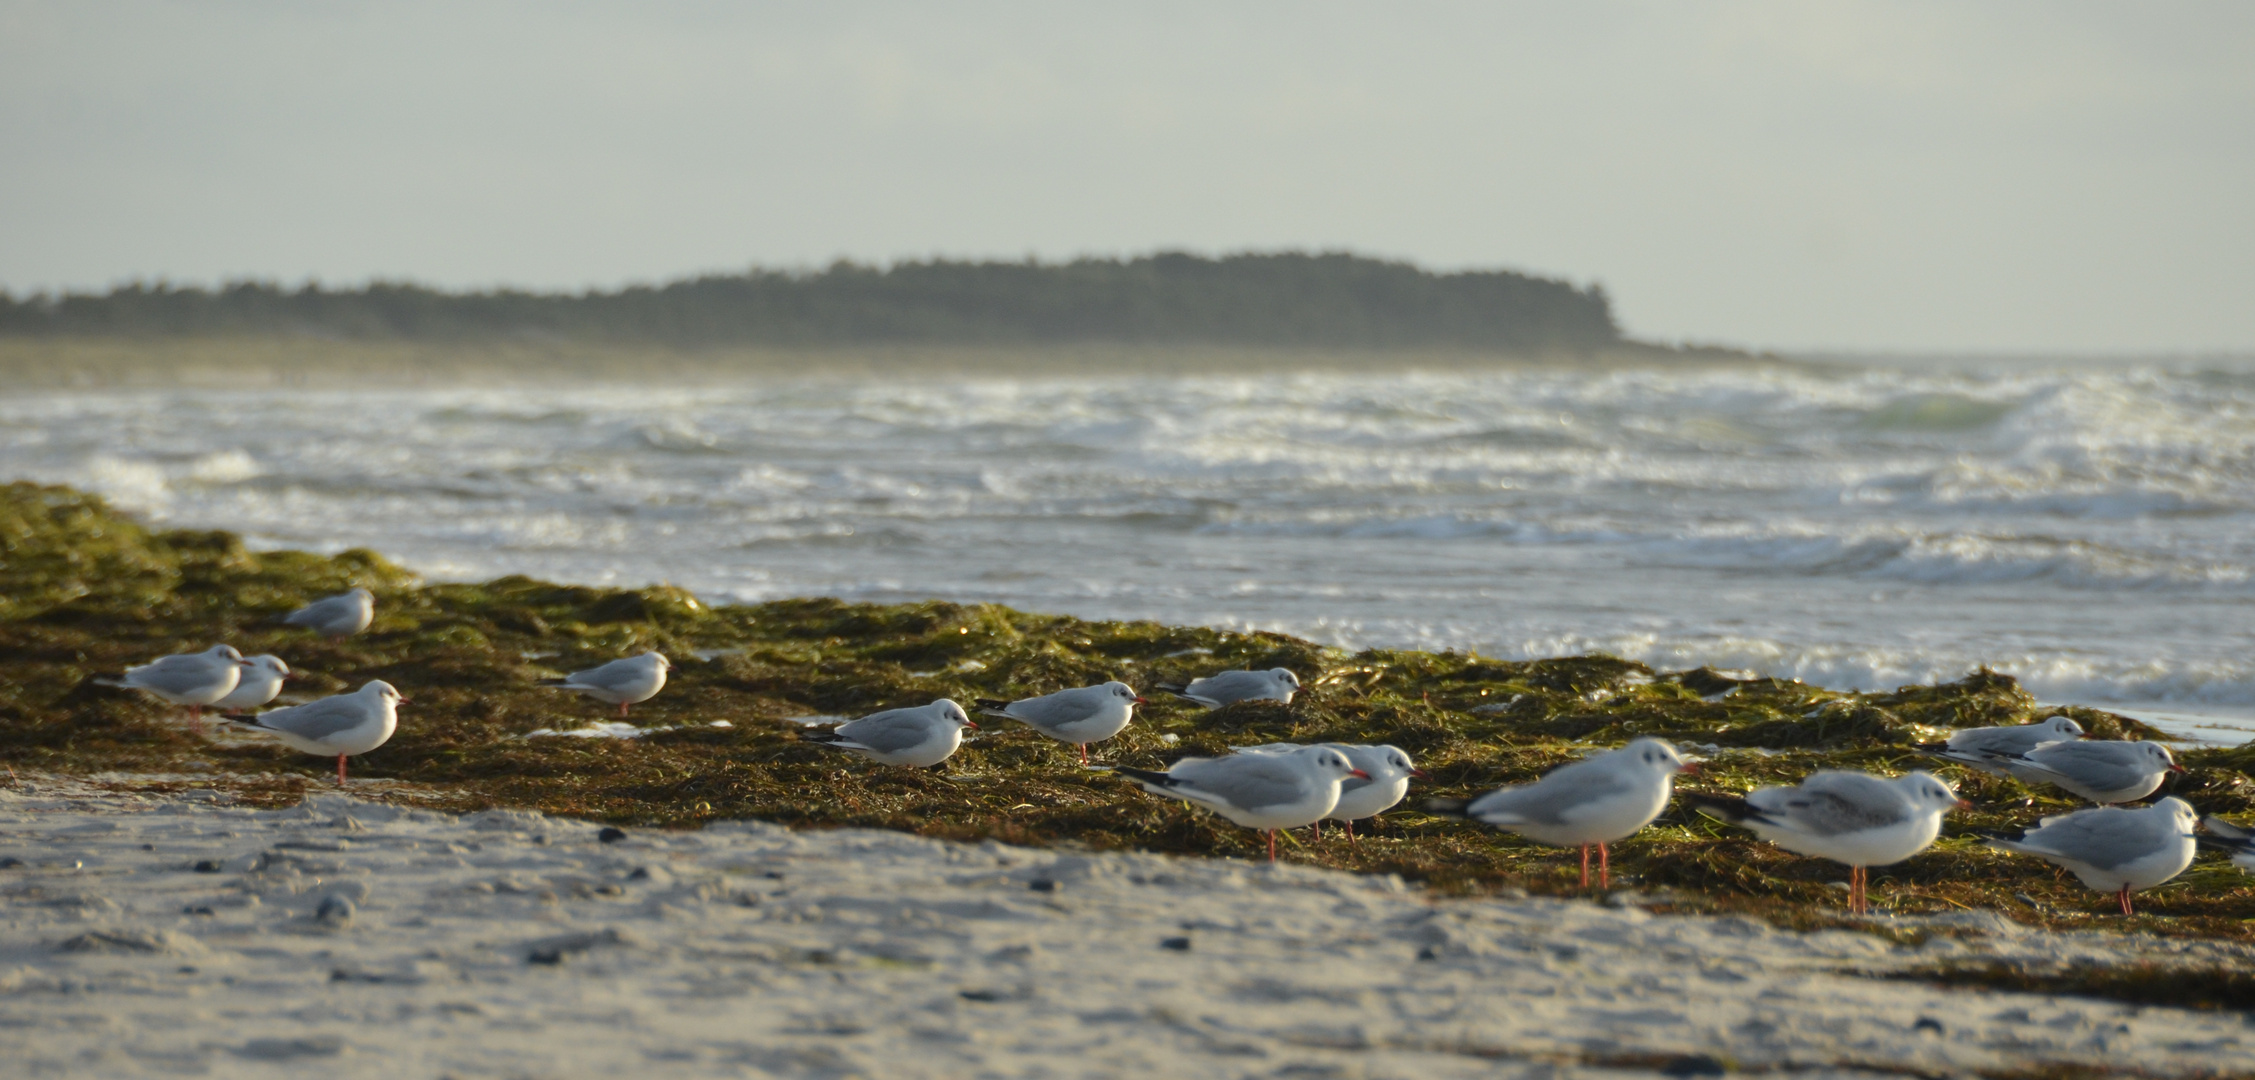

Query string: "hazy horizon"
[[4, 2, 2251, 354]]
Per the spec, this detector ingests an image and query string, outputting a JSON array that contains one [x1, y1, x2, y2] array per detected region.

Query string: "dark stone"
[[0, 856, 24, 869], [1416, 946, 1439, 961], [597, 827, 628, 843], [1159, 936, 1192, 951], [1659, 1054, 1728, 1078], [192, 859, 223, 873], [1027, 879, 1058, 893], [314, 895, 356, 925], [1912, 1017, 1945, 1035]]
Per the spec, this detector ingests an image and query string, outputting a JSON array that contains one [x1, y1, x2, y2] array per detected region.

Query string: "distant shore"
[[0, 335, 1774, 389]]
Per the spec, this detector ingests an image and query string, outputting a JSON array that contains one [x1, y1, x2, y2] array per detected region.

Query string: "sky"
[[2, 1, 2251, 353]]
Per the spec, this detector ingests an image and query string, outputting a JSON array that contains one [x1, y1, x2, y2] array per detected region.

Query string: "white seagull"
[[2197, 816, 2255, 875], [803, 699, 976, 768], [1989, 797, 2199, 916], [538, 651, 671, 717], [281, 587, 375, 638], [1990, 740, 2183, 805], [1240, 742, 1423, 848], [229, 680, 407, 785], [1923, 715, 2085, 775], [1430, 737, 1689, 889], [213, 654, 290, 711], [1157, 668, 1301, 708], [974, 681, 1143, 764], [1117, 744, 1369, 863], [100, 644, 244, 730], [1686, 770, 1968, 914]]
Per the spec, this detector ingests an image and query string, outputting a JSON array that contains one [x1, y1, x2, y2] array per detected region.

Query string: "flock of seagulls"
[[99, 589, 2250, 916]]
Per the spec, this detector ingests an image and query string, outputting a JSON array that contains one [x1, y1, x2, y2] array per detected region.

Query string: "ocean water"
[[5, 357, 2251, 742]]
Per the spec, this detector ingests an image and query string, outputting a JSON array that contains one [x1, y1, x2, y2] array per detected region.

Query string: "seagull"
[[538, 651, 671, 717], [98, 645, 244, 730], [2197, 816, 2255, 874], [1684, 770, 1967, 914], [974, 681, 1142, 764], [1428, 737, 1689, 889], [1116, 744, 1369, 863], [280, 587, 375, 638], [1155, 668, 1301, 708], [228, 680, 407, 785], [1988, 797, 2199, 916], [1239, 742, 1422, 848], [803, 700, 975, 768], [212, 654, 290, 712], [1988, 740, 2183, 804], [1921, 715, 2085, 775]]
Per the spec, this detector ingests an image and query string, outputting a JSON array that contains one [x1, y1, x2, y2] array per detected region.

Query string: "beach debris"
[[974, 681, 1143, 764], [1987, 797, 2199, 916], [597, 827, 628, 843], [1429, 737, 1688, 889], [1686, 770, 1967, 914], [537, 650, 672, 718]]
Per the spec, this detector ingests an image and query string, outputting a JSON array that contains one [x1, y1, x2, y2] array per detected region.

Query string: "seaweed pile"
[[6, 481, 2254, 936]]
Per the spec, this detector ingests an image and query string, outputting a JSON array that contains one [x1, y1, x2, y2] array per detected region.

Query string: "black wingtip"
[[971, 698, 1011, 710], [1153, 683, 1187, 693], [1679, 790, 1761, 824], [1112, 766, 1174, 787], [1422, 797, 1470, 820]]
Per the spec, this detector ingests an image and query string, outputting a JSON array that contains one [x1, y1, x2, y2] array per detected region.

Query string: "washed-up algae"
[[7, 480, 2255, 944]]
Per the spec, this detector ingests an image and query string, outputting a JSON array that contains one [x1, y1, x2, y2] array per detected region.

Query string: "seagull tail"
[[1152, 682, 1187, 693], [971, 699, 1014, 715], [534, 679, 575, 689], [1679, 790, 1766, 826], [1111, 766, 1179, 791], [800, 731, 859, 750], [1421, 797, 1472, 820], [90, 677, 128, 689], [2200, 816, 2255, 852]]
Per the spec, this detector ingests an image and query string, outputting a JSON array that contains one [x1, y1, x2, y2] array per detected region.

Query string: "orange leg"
[[1265, 830, 1278, 863], [2118, 885, 2134, 917], [1078, 744, 1089, 765], [1345, 820, 1360, 852], [336, 754, 348, 786], [618, 701, 630, 718], [1598, 843, 1611, 890], [1579, 844, 1592, 888]]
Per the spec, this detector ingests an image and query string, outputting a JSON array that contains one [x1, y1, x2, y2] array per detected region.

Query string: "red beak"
[[1409, 769, 1428, 779], [1954, 799, 1973, 810], [1348, 769, 1371, 780], [1679, 762, 1702, 775], [2168, 764, 2186, 774], [1133, 697, 1147, 704], [395, 694, 412, 704], [965, 720, 978, 729]]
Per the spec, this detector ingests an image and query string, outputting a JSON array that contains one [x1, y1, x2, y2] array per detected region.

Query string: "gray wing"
[[2020, 811, 2169, 871], [568, 657, 645, 691], [284, 594, 355, 626], [1007, 689, 1105, 730], [1753, 773, 1909, 835], [1170, 756, 1311, 811], [255, 697, 370, 741], [1948, 725, 2044, 755], [2021, 743, 2147, 787], [836, 711, 939, 754], [127, 656, 227, 695], [1187, 671, 1267, 703], [1466, 760, 1633, 826]]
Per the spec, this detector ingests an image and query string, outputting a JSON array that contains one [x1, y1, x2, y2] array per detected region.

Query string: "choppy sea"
[[6, 356, 2251, 742]]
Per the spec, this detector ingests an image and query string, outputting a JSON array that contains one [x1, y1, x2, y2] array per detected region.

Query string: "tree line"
[[0, 251, 1621, 350]]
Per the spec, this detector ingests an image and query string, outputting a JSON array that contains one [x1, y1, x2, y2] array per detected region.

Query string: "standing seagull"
[[281, 588, 376, 639], [228, 680, 407, 786], [213, 654, 290, 711], [99, 645, 244, 730], [538, 651, 671, 718], [1429, 738, 1689, 889], [1988, 798, 2199, 916], [975, 681, 1143, 764], [1685, 770, 1967, 914], [1117, 745, 1368, 863], [1240, 743, 1423, 847], [2197, 816, 2255, 875], [1922, 715, 2085, 775], [1983, 740, 2182, 805], [804, 700, 976, 768], [1157, 668, 1301, 708]]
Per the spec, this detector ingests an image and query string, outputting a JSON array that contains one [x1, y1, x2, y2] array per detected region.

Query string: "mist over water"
[[6, 357, 2252, 738]]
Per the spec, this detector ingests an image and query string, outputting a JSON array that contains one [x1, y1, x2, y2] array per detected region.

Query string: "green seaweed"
[[5, 481, 2253, 940]]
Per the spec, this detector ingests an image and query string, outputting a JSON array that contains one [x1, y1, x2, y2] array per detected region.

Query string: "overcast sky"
[[2, 2, 2250, 352]]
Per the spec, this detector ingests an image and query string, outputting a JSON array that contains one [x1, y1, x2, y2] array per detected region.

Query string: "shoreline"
[[4, 779, 2253, 1078]]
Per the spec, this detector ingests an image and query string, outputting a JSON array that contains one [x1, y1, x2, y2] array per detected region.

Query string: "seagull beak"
[[964, 720, 978, 729], [1954, 799, 1973, 810], [1678, 762, 1702, 775], [1133, 697, 1147, 705], [2169, 764, 2187, 774], [1409, 769, 1428, 779], [395, 694, 412, 704], [1348, 769, 1371, 780]]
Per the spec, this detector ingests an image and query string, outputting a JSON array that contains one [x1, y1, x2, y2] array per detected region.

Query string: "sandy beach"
[[4, 777, 2250, 1079]]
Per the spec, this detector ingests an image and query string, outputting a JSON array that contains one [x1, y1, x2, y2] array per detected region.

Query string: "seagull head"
[[1624, 737, 1690, 775], [2154, 796, 2198, 831], [1310, 747, 1370, 781], [1271, 668, 1301, 689], [2039, 714, 2086, 739], [363, 680, 410, 705], [1897, 770, 1968, 812], [644, 650, 673, 670], [210, 644, 246, 662], [2139, 741, 2183, 773], [1105, 681, 1146, 705], [1374, 744, 1422, 780], [936, 699, 977, 729], [241, 655, 290, 679]]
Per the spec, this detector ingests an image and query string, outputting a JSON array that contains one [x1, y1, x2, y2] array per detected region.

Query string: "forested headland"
[[0, 251, 1624, 351]]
